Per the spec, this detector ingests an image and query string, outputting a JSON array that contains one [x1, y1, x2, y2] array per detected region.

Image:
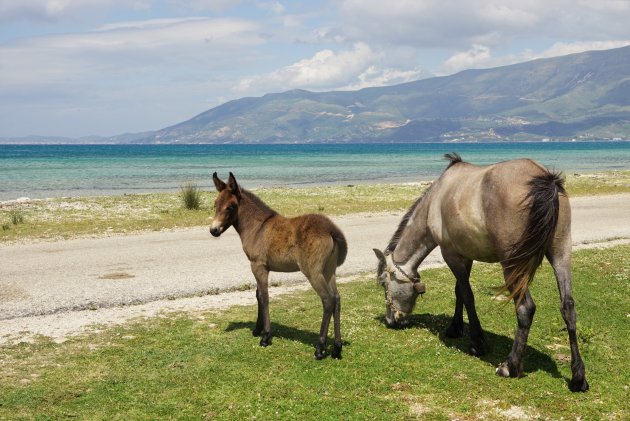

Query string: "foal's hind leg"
[[441, 250, 485, 355], [306, 256, 341, 360]]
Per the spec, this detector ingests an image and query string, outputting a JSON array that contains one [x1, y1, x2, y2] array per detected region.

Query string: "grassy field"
[[1, 244, 628, 420], [1, 170, 629, 243]]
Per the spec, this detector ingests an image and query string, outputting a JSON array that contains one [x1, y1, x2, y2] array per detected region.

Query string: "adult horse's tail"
[[331, 226, 348, 267], [502, 170, 565, 304]]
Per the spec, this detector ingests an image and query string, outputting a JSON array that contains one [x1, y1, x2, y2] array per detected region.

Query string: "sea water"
[[0, 142, 629, 201]]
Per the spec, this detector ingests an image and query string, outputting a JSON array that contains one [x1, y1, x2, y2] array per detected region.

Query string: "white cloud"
[[336, 0, 630, 49], [234, 42, 424, 94], [440, 40, 630, 75], [0, 0, 150, 22], [538, 40, 630, 58], [442, 44, 492, 74]]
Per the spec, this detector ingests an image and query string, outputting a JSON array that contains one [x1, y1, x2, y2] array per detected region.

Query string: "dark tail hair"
[[331, 228, 348, 267], [500, 170, 565, 304]]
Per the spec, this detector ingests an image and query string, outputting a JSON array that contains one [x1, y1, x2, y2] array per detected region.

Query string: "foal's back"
[[263, 213, 347, 273], [427, 158, 569, 263]]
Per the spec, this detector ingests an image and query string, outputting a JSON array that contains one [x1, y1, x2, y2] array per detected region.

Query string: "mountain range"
[[5, 45, 630, 144]]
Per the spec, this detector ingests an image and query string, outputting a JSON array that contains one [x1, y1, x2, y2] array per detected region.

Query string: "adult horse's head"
[[210, 172, 241, 237], [373, 248, 426, 328]]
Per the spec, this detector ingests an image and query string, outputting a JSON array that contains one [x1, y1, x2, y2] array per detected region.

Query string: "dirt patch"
[[98, 272, 135, 280], [0, 284, 30, 304]]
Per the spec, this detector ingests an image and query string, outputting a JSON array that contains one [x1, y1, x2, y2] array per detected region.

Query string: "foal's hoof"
[[314, 344, 326, 360], [331, 343, 343, 360], [569, 376, 589, 392]]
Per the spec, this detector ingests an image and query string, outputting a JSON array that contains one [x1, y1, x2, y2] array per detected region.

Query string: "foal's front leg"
[[251, 263, 272, 347]]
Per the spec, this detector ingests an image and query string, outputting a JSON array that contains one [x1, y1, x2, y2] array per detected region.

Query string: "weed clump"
[[180, 182, 202, 210]]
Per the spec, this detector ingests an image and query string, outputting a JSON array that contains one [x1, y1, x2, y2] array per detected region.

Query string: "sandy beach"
[[1, 193, 629, 344]]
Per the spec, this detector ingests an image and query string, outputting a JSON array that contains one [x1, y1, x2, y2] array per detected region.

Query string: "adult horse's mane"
[[383, 153, 463, 256]]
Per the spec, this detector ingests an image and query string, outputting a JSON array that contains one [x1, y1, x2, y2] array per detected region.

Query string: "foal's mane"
[[241, 188, 278, 219], [384, 152, 464, 255]]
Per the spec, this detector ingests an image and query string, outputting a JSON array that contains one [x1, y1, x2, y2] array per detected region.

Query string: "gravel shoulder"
[[1, 193, 629, 344]]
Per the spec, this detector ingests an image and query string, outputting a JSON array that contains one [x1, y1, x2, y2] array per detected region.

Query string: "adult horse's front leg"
[[251, 263, 272, 347], [445, 282, 464, 338], [442, 251, 484, 355]]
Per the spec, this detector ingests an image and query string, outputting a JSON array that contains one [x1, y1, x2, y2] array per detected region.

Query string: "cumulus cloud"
[[235, 42, 423, 94], [440, 40, 630, 75]]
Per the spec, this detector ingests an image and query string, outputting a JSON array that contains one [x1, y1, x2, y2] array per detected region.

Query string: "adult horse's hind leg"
[[496, 273, 536, 379], [441, 250, 485, 355], [547, 250, 589, 392]]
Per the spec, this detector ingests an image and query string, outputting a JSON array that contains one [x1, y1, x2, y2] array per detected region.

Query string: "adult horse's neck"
[[234, 190, 277, 238], [387, 187, 437, 276]]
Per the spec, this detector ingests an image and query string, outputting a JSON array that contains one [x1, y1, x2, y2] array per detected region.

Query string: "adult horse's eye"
[[227, 204, 236, 213]]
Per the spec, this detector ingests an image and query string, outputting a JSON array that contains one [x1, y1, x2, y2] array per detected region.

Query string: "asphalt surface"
[[1, 194, 629, 320]]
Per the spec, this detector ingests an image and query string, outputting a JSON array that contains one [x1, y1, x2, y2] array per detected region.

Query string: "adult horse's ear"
[[212, 172, 226, 192], [373, 248, 386, 264], [227, 172, 241, 199]]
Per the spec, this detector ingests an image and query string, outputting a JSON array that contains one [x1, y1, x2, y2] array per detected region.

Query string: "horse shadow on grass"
[[225, 321, 351, 354], [377, 312, 564, 381]]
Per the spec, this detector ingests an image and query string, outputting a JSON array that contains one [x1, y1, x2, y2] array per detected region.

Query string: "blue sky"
[[1, 0, 629, 138]]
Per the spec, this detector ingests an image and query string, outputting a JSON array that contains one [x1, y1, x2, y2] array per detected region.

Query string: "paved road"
[[1, 194, 629, 320]]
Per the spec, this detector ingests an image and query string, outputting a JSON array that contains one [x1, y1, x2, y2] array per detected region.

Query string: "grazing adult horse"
[[374, 153, 588, 392], [211, 172, 347, 359]]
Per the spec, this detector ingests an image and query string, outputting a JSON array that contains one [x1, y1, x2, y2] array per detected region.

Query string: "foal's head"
[[210, 172, 241, 237], [373, 249, 425, 328]]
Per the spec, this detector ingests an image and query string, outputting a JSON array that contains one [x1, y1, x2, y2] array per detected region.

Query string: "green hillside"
[[124, 45, 630, 143]]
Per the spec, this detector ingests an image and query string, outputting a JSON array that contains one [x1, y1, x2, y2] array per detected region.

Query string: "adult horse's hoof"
[[445, 322, 464, 338], [259, 336, 271, 347], [495, 362, 511, 378], [314, 349, 325, 360], [331, 343, 342, 360], [569, 376, 589, 392], [469, 342, 486, 357]]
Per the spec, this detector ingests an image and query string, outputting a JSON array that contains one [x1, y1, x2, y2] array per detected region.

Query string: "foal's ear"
[[227, 172, 241, 199], [212, 172, 227, 192], [373, 248, 386, 264]]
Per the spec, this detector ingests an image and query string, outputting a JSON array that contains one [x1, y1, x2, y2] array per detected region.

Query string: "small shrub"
[[180, 182, 202, 210], [9, 210, 24, 225], [1, 224, 10, 231]]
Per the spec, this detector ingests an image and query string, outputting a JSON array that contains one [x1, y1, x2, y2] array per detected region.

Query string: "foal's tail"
[[331, 226, 348, 267], [501, 170, 565, 305]]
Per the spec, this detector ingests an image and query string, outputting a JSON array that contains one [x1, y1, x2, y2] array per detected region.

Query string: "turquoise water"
[[0, 142, 629, 201]]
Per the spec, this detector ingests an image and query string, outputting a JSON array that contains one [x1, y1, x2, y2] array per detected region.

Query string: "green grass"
[[1, 245, 628, 420], [0, 170, 628, 243]]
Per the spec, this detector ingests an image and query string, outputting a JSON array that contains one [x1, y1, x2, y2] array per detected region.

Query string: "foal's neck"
[[234, 190, 277, 237]]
